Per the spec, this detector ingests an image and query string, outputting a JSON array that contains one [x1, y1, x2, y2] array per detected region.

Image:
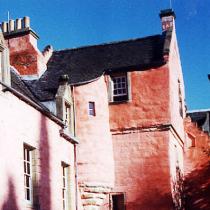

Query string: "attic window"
[[109, 72, 131, 103]]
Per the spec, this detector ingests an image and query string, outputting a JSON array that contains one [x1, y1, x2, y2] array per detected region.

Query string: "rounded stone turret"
[[74, 76, 115, 210]]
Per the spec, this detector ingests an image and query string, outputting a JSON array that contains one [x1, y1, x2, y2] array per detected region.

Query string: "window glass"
[[62, 164, 69, 210], [110, 73, 129, 102], [89, 102, 96, 116], [23, 146, 33, 202], [65, 102, 71, 127]]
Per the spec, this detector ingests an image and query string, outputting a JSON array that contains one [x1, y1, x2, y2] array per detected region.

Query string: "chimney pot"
[[159, 9, 176, 19], [159, 9, 176, 31], [16, 18, 22, 30], [9, 19, 15, 32], [59, 74, 69, 85], [23, 16, 30, 28], [1, 22, 8, 33]]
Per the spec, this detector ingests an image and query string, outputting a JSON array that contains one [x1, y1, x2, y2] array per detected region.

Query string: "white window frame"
[[109, 72, 131, 103], [112, 75, 127, 97], [62, 163, 70, 210], [23, 145, 34, 204]]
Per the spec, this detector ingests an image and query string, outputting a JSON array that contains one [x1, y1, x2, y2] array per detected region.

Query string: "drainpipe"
[[72, 85, 78, 210], [74, 144, 78, 210]]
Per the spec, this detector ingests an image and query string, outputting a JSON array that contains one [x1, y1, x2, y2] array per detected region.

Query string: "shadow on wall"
[[184, 162, 210, 210], [2, 178, 19, 210], [128, 193, 173, 210], [38, 115, 51, 210]]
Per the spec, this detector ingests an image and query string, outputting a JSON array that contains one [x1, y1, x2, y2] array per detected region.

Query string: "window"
[[88, 102, 96, 116], [23, 145, 34, 203], [110, 193, 125, 210], [113, 76, 127, 97], [64, 102, 71, 127], [109, 73, 130, 102], [62, 163, 70, 210]]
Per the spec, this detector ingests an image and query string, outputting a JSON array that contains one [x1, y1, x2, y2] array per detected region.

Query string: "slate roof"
[[10, 67, 49, 110], [187, 110, 210, 134], [25, 32, 168, 101]]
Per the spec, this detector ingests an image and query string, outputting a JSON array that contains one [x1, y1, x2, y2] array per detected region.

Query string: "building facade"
[[0, 9, 209, 210], [0, 29, 78, 210]]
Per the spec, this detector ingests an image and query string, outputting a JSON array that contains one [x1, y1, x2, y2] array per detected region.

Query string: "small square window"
[[89, 102, 96, 116]]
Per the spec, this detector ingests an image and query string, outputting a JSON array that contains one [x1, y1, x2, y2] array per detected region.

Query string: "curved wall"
[[74, 76, 115, 209]]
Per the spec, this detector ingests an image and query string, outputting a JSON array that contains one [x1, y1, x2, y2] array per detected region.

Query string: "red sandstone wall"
[[109, 66, 170, 131], [111, 130, 174, 210], [0, 91, 77, 210]]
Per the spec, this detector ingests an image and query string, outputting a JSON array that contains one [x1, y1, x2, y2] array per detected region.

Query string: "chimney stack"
[[1, 16, 32, 34], [159, 9, 176, 31], [0, 16, 50, 78]]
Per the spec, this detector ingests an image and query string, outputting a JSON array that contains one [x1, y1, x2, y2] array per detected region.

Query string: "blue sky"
[[0, 0, 209, 110]]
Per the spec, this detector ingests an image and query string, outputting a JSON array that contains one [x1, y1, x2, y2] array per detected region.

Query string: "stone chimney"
[[0, 17, 51, 79], [159, 9, 176, 31]]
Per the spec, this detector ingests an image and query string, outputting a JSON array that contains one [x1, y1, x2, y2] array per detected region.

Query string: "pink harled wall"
[[0, 90, 77, 210], [6, 33, 47, 77], [74, 76, 115, 209], [109, 66, 170, 130], [108, 30, 185, 209], [108, 66, 174, 210]]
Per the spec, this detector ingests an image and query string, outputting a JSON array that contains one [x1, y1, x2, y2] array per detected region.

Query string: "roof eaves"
[[0, 79, 65, 127]]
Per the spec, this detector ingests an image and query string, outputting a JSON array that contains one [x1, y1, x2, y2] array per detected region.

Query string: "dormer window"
[[109, 72, 131, 103], [56, 74, 75, 135]]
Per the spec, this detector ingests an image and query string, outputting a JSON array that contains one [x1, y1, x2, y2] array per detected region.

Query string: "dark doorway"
[[111, 193, 125, 210]]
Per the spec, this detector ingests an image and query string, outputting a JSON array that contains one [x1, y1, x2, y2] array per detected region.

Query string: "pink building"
[[0, 26, 78, 210], [0, 8, 209, 210]]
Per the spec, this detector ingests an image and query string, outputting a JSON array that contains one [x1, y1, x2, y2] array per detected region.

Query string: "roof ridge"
[[54, 33, 162, 53]]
